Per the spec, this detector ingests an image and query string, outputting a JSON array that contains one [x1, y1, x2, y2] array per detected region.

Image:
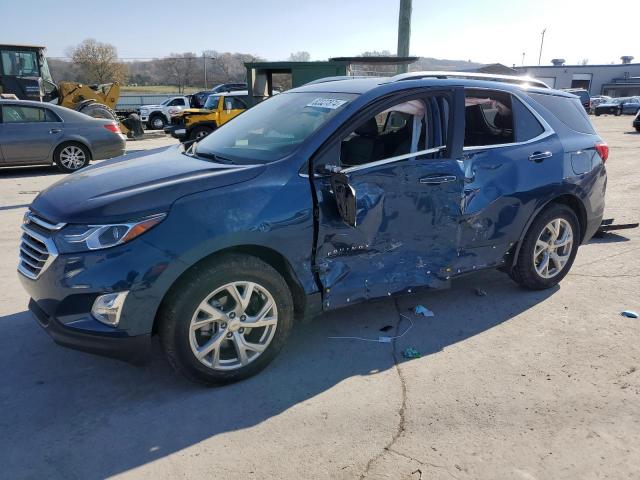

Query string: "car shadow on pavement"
[[0, 269, 556, 479]]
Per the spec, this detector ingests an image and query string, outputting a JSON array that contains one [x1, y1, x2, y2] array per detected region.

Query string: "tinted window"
[[1, 50, 39, 76], [512, 96, 544, 142], [464, 90, 514, 147], [168, 98, 185, 106], [2, 105, 53, 123], [224, 97, 247, 110], [195, 92, 356, 164], [529, 93, 596, 134]]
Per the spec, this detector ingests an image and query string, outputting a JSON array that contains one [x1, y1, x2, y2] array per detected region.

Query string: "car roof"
[[208, 90, 249, 97], [289, 76, 574, 98]]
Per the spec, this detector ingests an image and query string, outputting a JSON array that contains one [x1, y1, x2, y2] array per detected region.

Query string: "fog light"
[[92, 292, 129, 327]]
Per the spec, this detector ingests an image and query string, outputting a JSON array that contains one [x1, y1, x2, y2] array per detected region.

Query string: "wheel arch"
[[507, 194, 587, 269], [152, 244, 307, 334], [53, 138, 93, 162]]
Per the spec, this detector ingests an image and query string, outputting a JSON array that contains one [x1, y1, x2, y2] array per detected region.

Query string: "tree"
[[288, 51, 311, 62], [68, 39, 127, 84], [162, 53, 198, 92]]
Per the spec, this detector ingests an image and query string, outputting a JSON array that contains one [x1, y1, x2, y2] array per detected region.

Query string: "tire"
[[636, 127, 640, 132], [159, 254, 294, 385], [54, 142, 90, 173], [148, 114, 166, 130], [595, 112, 601, 117], [615, 110, 621, 116], [77, 102, 118, 122], [509, 204, 580, 290], [190, 125, 214, 141]]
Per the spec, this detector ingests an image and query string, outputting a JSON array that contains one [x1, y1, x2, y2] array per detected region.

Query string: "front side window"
[[195, 92, 356, 164], [168, 98, 185, 106], [204, 95, 221, 110], [1, 105, 53, 123], [1, 50, 39, 76], [464, 90, 514, 147], [338, 95, 451, 169], [223, 96, 247, 110]]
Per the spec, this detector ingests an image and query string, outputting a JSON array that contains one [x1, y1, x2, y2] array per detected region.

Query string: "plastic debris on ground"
[[621, 310, 639, 319], [413, 305, 434, 317], [474, 288, 487, 297], [402, 347, 421, 359]]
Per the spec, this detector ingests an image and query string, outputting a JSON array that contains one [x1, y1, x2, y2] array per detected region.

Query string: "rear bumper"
[[29, 298, 151, 365]]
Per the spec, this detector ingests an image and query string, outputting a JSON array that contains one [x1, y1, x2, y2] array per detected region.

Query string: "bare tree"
[[161, 53, 197, 92], [580, 58, 589, 65], [288, 51, 311, 62], [67, 39, 127, 84]]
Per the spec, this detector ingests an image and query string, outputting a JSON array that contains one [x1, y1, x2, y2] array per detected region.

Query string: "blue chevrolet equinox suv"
[[19, 72, 608, 384]]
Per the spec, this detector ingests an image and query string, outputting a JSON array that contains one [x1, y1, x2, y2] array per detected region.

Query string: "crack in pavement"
[[359, 298, 463, 480], [359, 298, 408, 480]]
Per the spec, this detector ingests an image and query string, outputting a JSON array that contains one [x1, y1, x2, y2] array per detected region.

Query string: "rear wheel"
[[509, 204, 580, 290], [159, 254, 294, 385], [190, 125, 214, 141], [54, 142, 90, 173], [77, 102, 118, 122]]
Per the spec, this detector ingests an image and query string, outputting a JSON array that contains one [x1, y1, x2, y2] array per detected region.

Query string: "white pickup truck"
[[139, 96, 192, 130]]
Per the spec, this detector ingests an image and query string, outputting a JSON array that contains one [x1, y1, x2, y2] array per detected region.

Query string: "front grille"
[[18, 212, 66, 280]]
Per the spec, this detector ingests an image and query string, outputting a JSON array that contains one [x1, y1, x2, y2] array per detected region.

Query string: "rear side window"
[[464, 89, 514, 147], [529, 93, 595, 134], [512, 96, 544, 142]]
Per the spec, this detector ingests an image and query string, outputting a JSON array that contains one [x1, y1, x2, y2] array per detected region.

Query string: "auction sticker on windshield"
[[306, 98, 348, 110]]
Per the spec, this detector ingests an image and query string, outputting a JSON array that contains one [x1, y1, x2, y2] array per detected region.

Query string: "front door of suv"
[[312, 88, 466, 310]]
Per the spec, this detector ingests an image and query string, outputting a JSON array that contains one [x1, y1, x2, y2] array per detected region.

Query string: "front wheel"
[[509, 204, 580, 290], [189, 125, 214, 141], [159, 254, 294, 385]]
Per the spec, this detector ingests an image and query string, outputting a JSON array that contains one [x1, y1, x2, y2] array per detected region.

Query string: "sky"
[[2, 0, 639, 66]]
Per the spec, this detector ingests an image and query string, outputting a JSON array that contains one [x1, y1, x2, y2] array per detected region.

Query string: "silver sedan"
[[0, 99, 126, 173]]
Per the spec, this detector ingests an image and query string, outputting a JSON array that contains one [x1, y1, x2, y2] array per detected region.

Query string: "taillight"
[[595, 142, 609, 162], [103, 122, 121, 134]]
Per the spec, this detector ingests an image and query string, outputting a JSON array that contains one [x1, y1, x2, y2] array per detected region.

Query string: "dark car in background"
[[19, 73, 608, 385], [595, 97, 640, 116], [192, 83, 248, 108], [563, 88, 590, 112], [0, 100, 126, 172]]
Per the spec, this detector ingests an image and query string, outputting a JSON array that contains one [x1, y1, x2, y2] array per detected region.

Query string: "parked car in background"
[[165, 91, 249, 141], [139, 96, 192, 130], [595, 97, 640, 116], [192, 83, 248, 108], [563, 88, 590, 112], [0, 99, 125, 172], [19, 74, 608, 384], [633, 110, 640, 131], [589, 95, 612, 113]]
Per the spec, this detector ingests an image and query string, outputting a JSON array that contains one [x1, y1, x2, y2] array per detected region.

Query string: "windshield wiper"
[[193, 150, 235, 164]]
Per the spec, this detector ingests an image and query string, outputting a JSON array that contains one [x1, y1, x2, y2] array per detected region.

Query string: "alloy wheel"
[[59, 146, 87, 170], [189, 281, 278, 370], [533, 218, 574, 279]]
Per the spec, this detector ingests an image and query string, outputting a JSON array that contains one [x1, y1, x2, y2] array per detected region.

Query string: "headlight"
[[140, 109, 149, 115], [55, 213, 166, 253]]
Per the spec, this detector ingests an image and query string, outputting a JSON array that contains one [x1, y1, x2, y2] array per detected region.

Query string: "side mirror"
[[330, 173, 356, 227], [225, 101, 232, 113]]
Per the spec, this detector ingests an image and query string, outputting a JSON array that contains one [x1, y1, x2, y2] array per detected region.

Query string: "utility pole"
[[203, 52, 208, 89], [396, 0, 412, 74], [522, 52, 525, 66], [538, 28, 546, 66]]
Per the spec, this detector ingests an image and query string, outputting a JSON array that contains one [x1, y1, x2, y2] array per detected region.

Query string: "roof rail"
[[304, 75, 376, 86], [389, 71, 550, 89]]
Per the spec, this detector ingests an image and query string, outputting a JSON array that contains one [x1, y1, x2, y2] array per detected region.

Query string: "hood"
[[31, 145, 266, 224]]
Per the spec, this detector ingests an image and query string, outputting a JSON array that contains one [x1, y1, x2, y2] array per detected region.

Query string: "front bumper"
[[28, 298, 151, 365]]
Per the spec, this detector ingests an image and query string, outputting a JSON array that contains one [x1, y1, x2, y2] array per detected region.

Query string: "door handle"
[[528, 151, 552, 163], [419, 175, 458, 185], [49, 128, 62, 134]]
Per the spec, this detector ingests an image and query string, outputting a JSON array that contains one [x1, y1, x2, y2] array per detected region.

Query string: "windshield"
[[204, 95, 221, 110], [195, 92, 357, 164]]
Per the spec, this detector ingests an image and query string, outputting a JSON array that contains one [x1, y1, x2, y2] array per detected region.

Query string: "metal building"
[[514, 61, 640, 96]]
